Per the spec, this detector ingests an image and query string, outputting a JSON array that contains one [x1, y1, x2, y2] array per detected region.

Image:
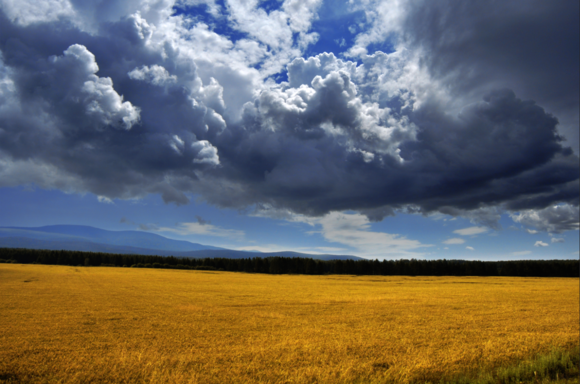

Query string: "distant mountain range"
[[0, 225, 363, 261]]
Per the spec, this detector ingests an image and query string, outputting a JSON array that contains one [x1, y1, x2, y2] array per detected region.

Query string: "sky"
[[0, 0, 578, 260]]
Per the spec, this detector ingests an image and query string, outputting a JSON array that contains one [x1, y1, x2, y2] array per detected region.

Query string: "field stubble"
[[0, 264, 578, 383]]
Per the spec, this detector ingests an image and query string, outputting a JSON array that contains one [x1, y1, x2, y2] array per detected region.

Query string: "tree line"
[[0, 247, 578, 277]]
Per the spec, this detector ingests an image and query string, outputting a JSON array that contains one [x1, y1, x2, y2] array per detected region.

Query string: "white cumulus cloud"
[[53, 44, 141, 130], [128, 65, 177, 86], [191, 140, 220, 166]]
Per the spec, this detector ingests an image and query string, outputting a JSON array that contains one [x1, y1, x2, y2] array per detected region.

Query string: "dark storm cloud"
[[401, 0, 580, 152], [202, 86, 578, 220], [0, 9, 221, 204], [0, 1, 577, 231]]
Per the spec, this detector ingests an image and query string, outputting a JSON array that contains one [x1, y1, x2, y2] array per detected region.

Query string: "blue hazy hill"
[[0, 237, 363, 260], [0, 225, 224, 252], [0, 225, 364, 261]]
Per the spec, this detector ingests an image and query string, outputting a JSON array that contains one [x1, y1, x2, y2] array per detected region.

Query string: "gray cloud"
[[511, 204, 579, 234], [0, 1, 578, 231], [400, 0, 579, 153]]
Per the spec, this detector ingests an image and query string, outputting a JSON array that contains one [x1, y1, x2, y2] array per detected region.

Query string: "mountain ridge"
[[0, 225, 224, 252], [0, 225, 363, 261]]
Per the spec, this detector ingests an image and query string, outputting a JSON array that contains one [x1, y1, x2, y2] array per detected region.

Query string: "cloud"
[[312, 212, 431, 258], [436, 206, 502, 229], [0, 0, 75, 26], [453, 227, 488, 236], [466, 246, 474, 251], [534, 241, 549, 247], [97, 195, 113, 204], [551, 237, 564, 244], [398, 0, 579, 154], [156, 222, 245, 240], [255, 208, 430, 259], [526, 229, 538, 234], [511, 251, 531, 256], [442, 238, 464, 245], [128, 65, 177, 86], [0, 0, 577, 231], [191, 140, 220, 166], [511, 204, 579, 233], [51, 44, 141, 130]]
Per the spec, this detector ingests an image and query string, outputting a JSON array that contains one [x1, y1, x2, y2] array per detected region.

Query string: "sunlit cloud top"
[[0, 0, 577, 234]]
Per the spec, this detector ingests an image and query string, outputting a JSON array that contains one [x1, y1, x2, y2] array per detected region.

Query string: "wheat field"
[[0, 264, 578, 383]]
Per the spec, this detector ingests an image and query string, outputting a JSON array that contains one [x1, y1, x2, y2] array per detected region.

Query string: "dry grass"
[[0, 264, 578, 383]]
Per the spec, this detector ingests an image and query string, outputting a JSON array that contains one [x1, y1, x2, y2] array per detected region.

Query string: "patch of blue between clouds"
[[259, 0, 284, 14], [305, 9, 366, 59], [271, 71, 289, 83], [171, 1, 248, 44], [305, 0, 397, 61], [366, 39, 396, 56], [172, 0, 290, 79]]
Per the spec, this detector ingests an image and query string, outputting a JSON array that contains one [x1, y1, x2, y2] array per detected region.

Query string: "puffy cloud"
[[0, 0, 74, 26], [128, 65, 177, 86], [191, 140, 220, 166], [49, 44, 141, 129], [0, 0, 577, 232], [82, 76, 141, 129], [511, 204, 579, 233], [534, 241, 549, 247]]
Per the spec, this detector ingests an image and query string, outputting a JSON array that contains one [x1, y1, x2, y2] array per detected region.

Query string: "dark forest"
[[1, 248, 578, 277]]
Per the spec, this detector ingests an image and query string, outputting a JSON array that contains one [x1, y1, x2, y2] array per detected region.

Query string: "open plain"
[[0, 264, 578, 383]]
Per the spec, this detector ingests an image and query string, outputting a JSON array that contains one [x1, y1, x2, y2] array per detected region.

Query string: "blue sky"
[[0, 0, 578, 260], [0, 186, 576, 260]]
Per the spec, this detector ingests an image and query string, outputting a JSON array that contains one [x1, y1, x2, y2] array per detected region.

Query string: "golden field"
[[0, 264, 578, 383]]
